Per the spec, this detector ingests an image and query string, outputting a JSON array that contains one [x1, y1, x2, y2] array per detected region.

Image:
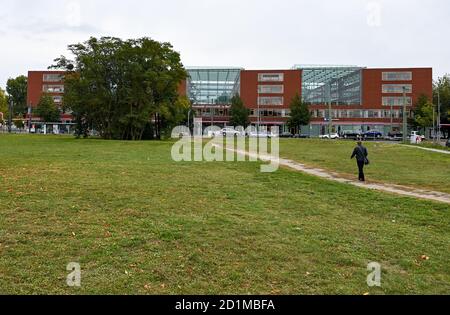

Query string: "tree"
[[412, 94, 434, 133], [6, 75, 27, 116], [51, 36, 188, 140], [229, 94, 250, 128], [433, 75, 450, 138], [35, 93, 61, 122], [288, 94, 311, 134], [0, 88, 8, 124]]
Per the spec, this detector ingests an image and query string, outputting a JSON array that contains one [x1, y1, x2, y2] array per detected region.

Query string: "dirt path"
[[401, 145, 450, 155], [218, 145, 450, 205]]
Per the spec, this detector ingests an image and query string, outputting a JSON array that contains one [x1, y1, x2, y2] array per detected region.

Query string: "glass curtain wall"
[[187, 67, 242, 105], [293, 65, 364, 105]]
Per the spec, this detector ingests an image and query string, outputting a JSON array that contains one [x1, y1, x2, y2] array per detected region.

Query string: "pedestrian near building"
[[351, 141, 369, 182]]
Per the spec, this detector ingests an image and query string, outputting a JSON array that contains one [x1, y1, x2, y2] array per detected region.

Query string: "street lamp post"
[[402, 86, 408, 143], [187, 109, 192, 131], [8, 98, 13, 133], [328, 83, 333, 137], [28, 104, 32, 134], [390, 102, 394, 134], [257, 100, 261, 136], [432, 101, 436, 144], [437, 89, 441, 144]]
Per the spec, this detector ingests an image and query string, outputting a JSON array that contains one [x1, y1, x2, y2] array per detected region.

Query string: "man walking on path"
[[351, 141, 369, 182]]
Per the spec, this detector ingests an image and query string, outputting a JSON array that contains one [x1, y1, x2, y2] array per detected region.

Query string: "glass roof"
[[187, 67, 243, 105]]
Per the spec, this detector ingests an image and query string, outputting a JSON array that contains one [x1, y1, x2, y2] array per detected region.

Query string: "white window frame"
[[258, 73, 284, 82], [382, 84, 412, 94], [43, 74, 63, 82], [382, 72, 413, 81], [258, 85, 284, 94], [382, 97, 412, 106], [257, 96, 284, 106]]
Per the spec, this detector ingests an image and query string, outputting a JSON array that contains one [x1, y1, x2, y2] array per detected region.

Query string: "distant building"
[[27, 65, 433, 136], [27, 70, 72, 123], [184, 66, 433, 136]]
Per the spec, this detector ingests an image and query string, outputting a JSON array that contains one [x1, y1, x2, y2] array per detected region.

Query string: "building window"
[[43, 74, 63, 82], [43, 85, 65, 93], [53, 96, 63, 103], [382, 84, 412, 94], [258, 85, 284, 94], [382, 97, 412, 106], [382, 72, 412, 81], [257, 97, 284, 106], [258, 73, 284, 82]]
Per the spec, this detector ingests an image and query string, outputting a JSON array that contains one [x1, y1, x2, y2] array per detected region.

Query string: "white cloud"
[[1, 0, 449, 88]]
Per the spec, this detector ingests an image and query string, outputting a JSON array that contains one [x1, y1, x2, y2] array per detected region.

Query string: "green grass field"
[[0, 135, 449, 295], [280, 139, 450, 193]]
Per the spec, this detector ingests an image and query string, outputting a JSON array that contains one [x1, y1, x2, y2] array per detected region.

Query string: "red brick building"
[[27, 66, 433, 136], [186, 66, 433, 136], [27, 70, 72, 123]]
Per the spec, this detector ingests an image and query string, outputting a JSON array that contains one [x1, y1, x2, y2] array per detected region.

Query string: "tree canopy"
[[6, 75, 28, 117], [0, 88, 8, 123], [35, 93, 61, 122], [229, 94, 250, 128], [288, 93, 311, 134], [51, 36, 188, 140], [433, 75, 450, 137], [411, 94, 433, 132]]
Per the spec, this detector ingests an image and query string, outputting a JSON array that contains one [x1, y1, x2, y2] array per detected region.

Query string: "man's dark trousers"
[[357, 160, 365, 182]]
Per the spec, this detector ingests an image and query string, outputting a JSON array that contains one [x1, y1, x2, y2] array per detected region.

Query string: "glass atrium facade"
[[187, 67, 242, 105], [293, 65, 364, 105]]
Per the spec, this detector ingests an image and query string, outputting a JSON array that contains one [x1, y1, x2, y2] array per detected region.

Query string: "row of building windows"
[[194, 107, 414, 119], [258, 96, 284, 106], [258, 85, 284, 94], [382, 84, 412, 94], [382, 96, 412, 106], [382, 72, 412, 81], [250, 109, 290, 117], [43, 85, 65, 93], [312, 109, 413, 119], [53, 96, 63, 103], [258, 73, 284, 82], [43, 74, 63, 82]]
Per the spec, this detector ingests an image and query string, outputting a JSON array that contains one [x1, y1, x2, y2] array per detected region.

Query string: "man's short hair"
[[357, 141, 363, 146]]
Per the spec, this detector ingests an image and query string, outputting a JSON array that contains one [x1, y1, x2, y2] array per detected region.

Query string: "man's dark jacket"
[[351, 146, 369, 162]]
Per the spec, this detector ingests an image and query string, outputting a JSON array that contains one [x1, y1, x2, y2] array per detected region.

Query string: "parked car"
[[319, 133, 340, 139], [293, 134, 311, 139], [213, 128, 243, 137], [446, 139, 450, 148], [280, 132, 294, 138], [249, 131, 278, 138], [387, 132, 403, 141], [341, 131, 362, 139], [363, 131, 383, 139]]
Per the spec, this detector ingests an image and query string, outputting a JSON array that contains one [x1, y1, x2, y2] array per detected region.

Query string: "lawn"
[[0, 135, 449, 295], [279, 139, 450, 193]]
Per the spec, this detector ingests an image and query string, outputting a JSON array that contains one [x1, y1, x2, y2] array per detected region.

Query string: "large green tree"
[[229, 94, 250, 128], [288, 94, 311, 134], [6, 75, 28, 116], [35, 93, 61, 122], [433, 75, 450, 138], [51, 36, 187, 140], [412, 94, 434, 133], [0, 88, 8, 124]]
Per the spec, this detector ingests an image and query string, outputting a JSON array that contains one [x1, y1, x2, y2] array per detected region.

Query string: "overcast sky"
[[1, 0, 449, 89]]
